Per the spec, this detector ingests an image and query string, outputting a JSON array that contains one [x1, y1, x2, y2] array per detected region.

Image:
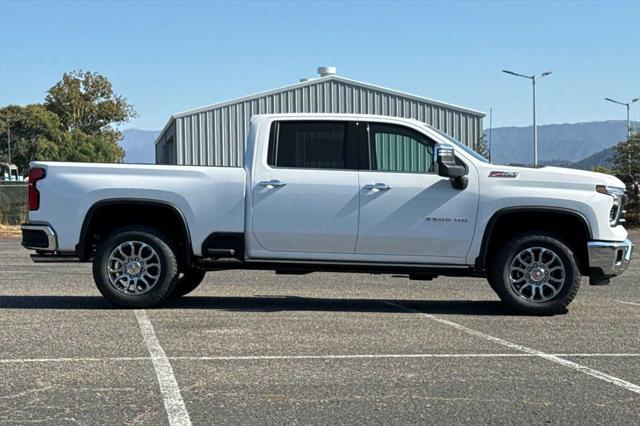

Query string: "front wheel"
[[92, 226, 179, 308], [489, 233, 581, 315]]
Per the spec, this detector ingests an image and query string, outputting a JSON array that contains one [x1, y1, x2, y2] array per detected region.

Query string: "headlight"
[[596, 185, 627, 226]]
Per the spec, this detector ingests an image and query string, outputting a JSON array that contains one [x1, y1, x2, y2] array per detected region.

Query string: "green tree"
[[0, 104, 65, 172], [0, 71, 135, 171], [476, 134, 491, 161], [62, 130, 125, 164], [592, 165, 613, 174], [611, 130, 640, 227], [611, 130, 640, 185], [44, 70, 135, 164], [45, 70, 136, 134]]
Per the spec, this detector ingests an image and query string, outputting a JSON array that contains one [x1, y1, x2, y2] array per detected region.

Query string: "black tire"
[[171, 269, 206, 298], [489, 232, 581, 315], [92, 225, 179, 308]]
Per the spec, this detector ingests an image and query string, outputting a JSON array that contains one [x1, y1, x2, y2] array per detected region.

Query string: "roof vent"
[[317, 66, 336, 77], [299, 78, 312, 82]]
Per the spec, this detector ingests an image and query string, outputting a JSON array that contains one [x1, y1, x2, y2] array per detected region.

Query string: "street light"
[[604, 97, 639, 140], [604, 96, 639, 179], [503, 69, 552, 166]]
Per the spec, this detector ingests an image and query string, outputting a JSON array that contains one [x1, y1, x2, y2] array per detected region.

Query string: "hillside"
[[488, 120, 636, 166], [570, 146, 616, 170]]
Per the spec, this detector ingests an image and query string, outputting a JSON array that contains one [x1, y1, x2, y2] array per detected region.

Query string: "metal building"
[[155, 67, 485, 166]]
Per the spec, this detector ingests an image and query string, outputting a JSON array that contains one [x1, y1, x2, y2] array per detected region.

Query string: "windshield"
[[422, 124, 490, 163]]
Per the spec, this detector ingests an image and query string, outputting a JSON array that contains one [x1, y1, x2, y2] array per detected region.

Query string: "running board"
[[196, 259, 475, 276], [30, 253, 81, 263], [204, 248, 236, 258]]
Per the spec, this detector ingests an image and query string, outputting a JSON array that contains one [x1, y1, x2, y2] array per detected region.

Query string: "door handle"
[[363, 183, 391, 191], [258, 179, 287, 188]]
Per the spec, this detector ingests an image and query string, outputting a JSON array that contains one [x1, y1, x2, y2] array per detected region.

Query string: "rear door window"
[[268, 121, 357, 170]]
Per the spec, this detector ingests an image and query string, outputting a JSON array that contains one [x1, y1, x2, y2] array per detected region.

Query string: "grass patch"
[[0, 224, 21, 238]]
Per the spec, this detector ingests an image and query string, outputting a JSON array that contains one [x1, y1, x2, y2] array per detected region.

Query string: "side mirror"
[[436, 146, 466, 178], [435, 145, 468, 190]]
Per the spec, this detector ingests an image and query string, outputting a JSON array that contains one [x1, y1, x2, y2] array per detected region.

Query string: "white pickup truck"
[[22, 114, 632, 314]]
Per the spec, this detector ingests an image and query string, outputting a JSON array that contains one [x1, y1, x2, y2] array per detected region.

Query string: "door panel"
[[252, 170, 359, 253], [356, 171, 478, 259]]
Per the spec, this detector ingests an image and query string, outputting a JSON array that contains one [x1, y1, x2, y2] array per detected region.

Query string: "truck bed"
[[28, 161, 246, 256]]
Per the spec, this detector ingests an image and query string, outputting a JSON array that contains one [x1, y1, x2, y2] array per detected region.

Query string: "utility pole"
[[502, 70, 552, 166]]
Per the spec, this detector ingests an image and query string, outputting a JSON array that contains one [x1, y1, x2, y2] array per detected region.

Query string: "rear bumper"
[[21, 223, 58, 252], [588, 239, 633, 278]]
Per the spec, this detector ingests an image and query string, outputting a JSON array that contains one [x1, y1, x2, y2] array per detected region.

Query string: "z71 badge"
[[489, 171, 519, 178]]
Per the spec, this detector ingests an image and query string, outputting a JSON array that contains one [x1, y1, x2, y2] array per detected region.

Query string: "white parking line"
[[134, 310, 192, 426], [1, 353, 639, 364], [614, 300, 640, 306], [0, 356, 150, 364], [384, 301, 640, 395]]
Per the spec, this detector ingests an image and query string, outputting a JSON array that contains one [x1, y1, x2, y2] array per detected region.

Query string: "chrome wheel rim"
[[509, 247, 566, 303], [107, 241, 161, 295]]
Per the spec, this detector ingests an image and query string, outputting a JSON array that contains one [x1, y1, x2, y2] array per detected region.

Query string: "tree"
[[0, 105, 65, 172], [1, 71, 133, 171], [476, 134, 491, 161], [611, 130, 640, 226], [611, 130, 640, 186], [592, 165, 613, 175], [45, 70, 136, 134], [44, 70, 135, 164]]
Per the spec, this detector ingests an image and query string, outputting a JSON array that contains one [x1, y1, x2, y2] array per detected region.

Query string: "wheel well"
[[78, 200, 192, 265], [479, 210, 591, 276]]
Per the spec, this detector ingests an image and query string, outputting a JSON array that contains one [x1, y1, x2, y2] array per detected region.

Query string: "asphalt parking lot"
[[1, 231, 639, 425]]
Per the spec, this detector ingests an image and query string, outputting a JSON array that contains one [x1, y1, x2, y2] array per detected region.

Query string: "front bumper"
[[588, 239, 633, 278], [21, 223, 58, 252]]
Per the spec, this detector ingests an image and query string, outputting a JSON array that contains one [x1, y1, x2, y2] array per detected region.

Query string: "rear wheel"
[[92, 226, 178, 308], [489, 233, 581, 315], [171, 269, 206, 298]]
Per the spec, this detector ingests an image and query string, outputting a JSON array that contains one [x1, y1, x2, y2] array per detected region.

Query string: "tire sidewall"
[[491, 234, 581, 315], [93, 227, 178, 307]]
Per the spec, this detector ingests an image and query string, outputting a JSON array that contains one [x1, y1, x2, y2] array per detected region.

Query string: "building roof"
[[155, 74, 485, 144]]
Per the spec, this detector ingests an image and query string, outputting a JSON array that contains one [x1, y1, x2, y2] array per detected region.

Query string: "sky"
[[1, 0, 639, 131]]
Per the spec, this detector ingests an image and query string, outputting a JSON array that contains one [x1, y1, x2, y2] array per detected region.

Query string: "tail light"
[[28, 168, 46, 210]]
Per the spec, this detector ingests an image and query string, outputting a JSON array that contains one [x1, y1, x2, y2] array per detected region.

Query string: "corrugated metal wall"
[[159, 77, 484, 166]]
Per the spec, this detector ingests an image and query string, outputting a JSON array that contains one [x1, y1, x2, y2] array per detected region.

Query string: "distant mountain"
[[118, 129, 159, 163], [487, 120, 636, 166]]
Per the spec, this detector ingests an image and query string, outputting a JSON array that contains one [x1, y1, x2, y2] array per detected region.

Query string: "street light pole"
[[604, 97, 639, 178], [604, 97, 639, 139], [532, 77, 537, 166], [503, 69, 552, 167]]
